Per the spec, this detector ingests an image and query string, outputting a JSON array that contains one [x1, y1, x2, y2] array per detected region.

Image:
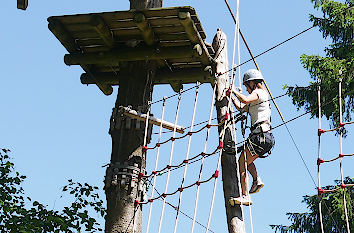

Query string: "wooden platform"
[[48, 6, 215, 95]]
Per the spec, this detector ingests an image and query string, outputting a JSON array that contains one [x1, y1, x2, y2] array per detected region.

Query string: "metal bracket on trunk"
[[104, 162, 146, 197]]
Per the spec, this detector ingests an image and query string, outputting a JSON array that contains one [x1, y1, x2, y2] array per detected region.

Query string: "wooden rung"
[[118, 106, 185, 134]]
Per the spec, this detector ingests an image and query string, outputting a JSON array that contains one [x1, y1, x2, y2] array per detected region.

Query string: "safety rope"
[[239, 111, 255, 233], [229, 1, 249, 231], [145, 97, 167, 233], [173, 84, 200, 233], [230, 118, 246, 232], [157, 92, 182, 233]]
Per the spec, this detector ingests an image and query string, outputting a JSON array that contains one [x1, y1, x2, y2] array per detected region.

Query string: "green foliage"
[[0, 148, 106, 233], [286, 0, 353, 129], [270, 177, 354, 233]]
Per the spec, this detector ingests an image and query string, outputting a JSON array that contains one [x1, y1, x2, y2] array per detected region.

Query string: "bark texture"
[[105, 2, 162, 232], [212, 29, 245, 233], [129, 0, 162, 9]]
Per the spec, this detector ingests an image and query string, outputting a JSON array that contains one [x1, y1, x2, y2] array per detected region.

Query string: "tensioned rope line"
[[337, 78, 350, 233], [191, 84, 217, 233], [221, 4, 353, 79], [145, 97, 167, 233], [173, 83, 200, 233], [157, 91, 182, 233], [316, 80, 325, 233], [133, 72, 153, 233], [152, 91, 289, 135], [150, 84, 199, 105]]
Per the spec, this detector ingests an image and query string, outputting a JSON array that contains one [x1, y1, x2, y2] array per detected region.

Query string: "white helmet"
[[243, 69, 264, 83]]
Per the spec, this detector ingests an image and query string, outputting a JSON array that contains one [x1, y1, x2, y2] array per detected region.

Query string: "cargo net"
[[128, 83, 225, 233]]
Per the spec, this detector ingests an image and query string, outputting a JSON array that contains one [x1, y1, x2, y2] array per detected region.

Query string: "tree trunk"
[[212, 29, 245, 233], [129, 0, 162, 9], [105, 2, 162, 233]]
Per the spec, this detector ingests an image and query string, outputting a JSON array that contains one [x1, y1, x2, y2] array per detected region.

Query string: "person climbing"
[[229, 69, 275, 206]]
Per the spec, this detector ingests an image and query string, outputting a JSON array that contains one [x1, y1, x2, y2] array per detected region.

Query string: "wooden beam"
[[178, 11, 213, 66], [80, 67, 213, 85], [133, 13, 155, 46], [89, 15, 114, 47], [17, 0, 28, 10], [48, 17, 80, 53], [64, 45, 201, 65], [155, 66, 213, 84]]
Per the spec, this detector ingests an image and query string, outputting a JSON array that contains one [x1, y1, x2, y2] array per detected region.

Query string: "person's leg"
[[247, 162, 258, 181], [238, 151, 246, 196], [239, 148, 258, 196]]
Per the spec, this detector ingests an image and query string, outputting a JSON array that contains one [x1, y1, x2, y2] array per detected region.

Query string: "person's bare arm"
[[231, 95, 246, 111], [233, 90, 259, 104]]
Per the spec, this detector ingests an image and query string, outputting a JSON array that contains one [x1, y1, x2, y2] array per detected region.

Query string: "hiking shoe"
[[229, 195, 253, 206], [249, 177, 264, 194]]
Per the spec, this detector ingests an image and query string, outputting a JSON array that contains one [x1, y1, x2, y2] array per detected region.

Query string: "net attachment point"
[[213, 170, 219, 178], [317, 158, 324, 165]]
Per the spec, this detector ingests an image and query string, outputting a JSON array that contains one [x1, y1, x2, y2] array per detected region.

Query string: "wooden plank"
[[64, 45, 201, 65], [100, 11, 134, 22], [70, 30, 98, 39], [64, 23, 94, 31], [107, 20, 136, 29], [96, 66, 120, 73], [76, 38, 106, 47], [159, 40, 191, 47], [57, 14, 91, 24], [81, 46, 113, 53], [167, 57, 199, 63], [48, 17, 80, 53], [152, 25, 185, 34], [158, 33, 188, 41], [148, 17, 180, 26], [111, 28, 141, 37]]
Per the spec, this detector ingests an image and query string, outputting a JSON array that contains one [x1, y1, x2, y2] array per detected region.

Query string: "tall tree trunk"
[[105, 1, 162, 233], [213, 29, 245, 233]]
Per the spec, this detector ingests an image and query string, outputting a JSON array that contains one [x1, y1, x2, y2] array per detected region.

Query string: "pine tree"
[[270, 178, 353, 233], [286, 0, 353, 129]]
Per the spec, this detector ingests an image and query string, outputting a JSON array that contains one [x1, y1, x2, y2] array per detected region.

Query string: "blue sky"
[[1, 0, 353, 232]]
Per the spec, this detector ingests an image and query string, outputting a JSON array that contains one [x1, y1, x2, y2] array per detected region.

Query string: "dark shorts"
[[246, 131, 275, 158]]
